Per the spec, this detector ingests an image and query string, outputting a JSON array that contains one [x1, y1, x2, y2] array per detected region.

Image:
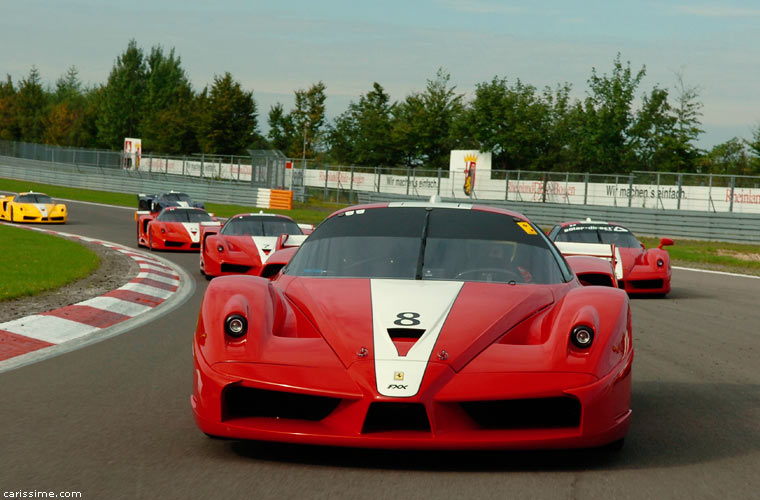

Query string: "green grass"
[[640, 236, 760, 276], [0, 178, 345, 226], [0, 178, 135, 207], [0, 224, 100, 301]]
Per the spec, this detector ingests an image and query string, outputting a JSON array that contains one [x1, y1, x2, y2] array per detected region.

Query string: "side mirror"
[[658, 238, 674, 249]]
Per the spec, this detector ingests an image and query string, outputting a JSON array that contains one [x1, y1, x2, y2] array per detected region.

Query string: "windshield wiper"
[[415, 209, 432, 280]]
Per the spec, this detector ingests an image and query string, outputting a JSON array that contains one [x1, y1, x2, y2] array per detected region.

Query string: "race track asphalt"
[[1, 200, 759, 500]]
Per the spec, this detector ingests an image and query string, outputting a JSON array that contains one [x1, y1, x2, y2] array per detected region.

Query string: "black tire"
[[149, 232, 155, 251]]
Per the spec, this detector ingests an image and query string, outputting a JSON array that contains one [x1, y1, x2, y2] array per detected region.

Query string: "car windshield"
[[554, 225, 641, 248], [221, 216, 302, 237], [16, 194, 54, 204], [164, 193, 192, 202], [285, 207, 568, 284], [157, 209, 212, 222]]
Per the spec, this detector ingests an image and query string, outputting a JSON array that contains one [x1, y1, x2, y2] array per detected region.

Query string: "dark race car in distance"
[[192, 201, 634, 450], [548, 219, 673, 296], [136, 206, 218, 251], [138, 190, 205, 213], [200, 213, 307, 279]]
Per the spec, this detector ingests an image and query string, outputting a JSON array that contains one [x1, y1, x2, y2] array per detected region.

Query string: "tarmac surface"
[[1, 199, 759, 500]]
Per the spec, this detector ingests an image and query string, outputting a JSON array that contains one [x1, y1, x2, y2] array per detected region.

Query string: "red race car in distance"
[[200, 213, 307, 279], [136, 206, 217, 251], [193, 201, 633, 450], [549, 220, 673, 296]]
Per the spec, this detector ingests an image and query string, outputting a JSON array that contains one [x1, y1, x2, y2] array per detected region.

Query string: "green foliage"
[[96, 40, 147, 148], [197, 72, 258, 155], [16, 67, 47, 143], [267, 103, 294, 153], [1, 44, 755, 176], [0, 75, 19, 140], [697, 138, 753, 175], [328, 82, 397, 166], [139, 46, 199, 154]]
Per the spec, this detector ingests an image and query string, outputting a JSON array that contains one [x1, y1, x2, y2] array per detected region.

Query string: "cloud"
[[674, 4, 760, 18], [435, 0, 526, 15]]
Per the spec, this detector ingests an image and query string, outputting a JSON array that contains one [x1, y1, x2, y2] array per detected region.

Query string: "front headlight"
[[571, 325, 594, 349], [225, 314, 247, 338]]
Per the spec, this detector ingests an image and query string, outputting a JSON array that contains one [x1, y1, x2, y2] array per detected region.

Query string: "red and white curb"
[[0, 224, 194, 372]]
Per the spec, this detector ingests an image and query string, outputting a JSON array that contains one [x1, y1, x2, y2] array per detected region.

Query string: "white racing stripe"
[[33, 203, 49, 217], [252, 236, 278, 263], [371, 279, 463, 398], [180, 222, 201, 243]]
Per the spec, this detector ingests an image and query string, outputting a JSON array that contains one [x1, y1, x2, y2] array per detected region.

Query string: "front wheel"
[[149, 232, 155, 251]]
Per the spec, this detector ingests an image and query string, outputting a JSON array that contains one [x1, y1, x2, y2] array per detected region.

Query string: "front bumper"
[[620, 267, 671, 295], [192, 347, 632, 450]]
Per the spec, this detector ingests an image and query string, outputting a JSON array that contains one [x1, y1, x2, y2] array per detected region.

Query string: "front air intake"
[[461, 397, 581, 429], [222, 385, 341, 421], [362, 402, 431, 433], [221, 263, 252, 273]]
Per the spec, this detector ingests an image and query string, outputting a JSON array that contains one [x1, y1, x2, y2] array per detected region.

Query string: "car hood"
[[283, 278, 555, 397], [617, 247, 645, 276], [222, 235, 279, 264]]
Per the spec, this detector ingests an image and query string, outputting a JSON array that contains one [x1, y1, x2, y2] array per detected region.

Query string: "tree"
[[267, 103, 294, 153], [744, 124, 760, 173], [327, 82, 397, 166], [581, 54, 646, 173], [0, 75, 18, 140], [289, 81, 327, 159], [140, 46, 196, 153], [698, 138, 751, 176], [97, 39, 147, 149], [670, 72, 704, 171], [456, 77, 552, 171], [197, 72, 258, 155], [630, 86, 677, 171], [15, 67, 47, 143], [392, 69, 463, 169]]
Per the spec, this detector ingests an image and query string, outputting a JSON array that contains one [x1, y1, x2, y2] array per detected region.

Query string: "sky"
[[1, 0, 759, 149]]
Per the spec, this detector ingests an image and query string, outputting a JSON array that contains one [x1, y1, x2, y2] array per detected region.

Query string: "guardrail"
[[0, 156, 290, 209], [3, 153, 759, 242], [357, 191, 760, 243]]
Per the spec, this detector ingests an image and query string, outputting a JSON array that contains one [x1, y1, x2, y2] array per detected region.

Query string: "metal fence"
[[0, 140, 289, 190], [355, 191, 760, 244], [292, 164, 760, 214]]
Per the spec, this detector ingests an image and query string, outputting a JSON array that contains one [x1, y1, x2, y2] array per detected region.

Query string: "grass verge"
[[0, 224, 100, 301], [639, 236, 760, 276], [0, 178, 344, 226]]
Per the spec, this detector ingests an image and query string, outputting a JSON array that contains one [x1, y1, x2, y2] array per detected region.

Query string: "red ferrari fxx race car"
[[192, 201, 634, 450], [548, 220, 673, 296], [200, 213, 307, 279], [136, 206, 217, 251]]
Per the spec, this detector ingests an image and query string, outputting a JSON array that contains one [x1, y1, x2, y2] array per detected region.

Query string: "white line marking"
[[0, 315, 98, 343], [119, 282, 175, 299], [673, 266, 760, 280], [135, 271, 179, 285], [78, 296, 152, 316]]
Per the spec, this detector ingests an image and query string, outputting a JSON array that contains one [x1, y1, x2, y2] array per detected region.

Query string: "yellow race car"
[[0, 191, 67, 223]]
